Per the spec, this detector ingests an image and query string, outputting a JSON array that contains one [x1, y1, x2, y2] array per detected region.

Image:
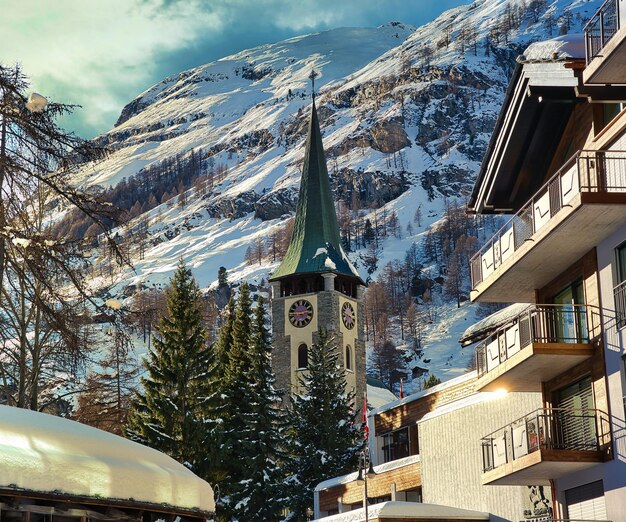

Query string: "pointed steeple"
[[270, 78, 363, 284]]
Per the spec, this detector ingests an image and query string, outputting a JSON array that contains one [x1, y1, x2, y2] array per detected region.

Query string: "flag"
[[400, 378, 404, 399], [362, 393, 369, 441]]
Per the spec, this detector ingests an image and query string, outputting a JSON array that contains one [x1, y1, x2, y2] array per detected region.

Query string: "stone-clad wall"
[[271, 286, 366, 412]]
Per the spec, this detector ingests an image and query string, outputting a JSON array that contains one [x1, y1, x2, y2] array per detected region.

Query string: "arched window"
[[345, 344, 353, 371], [298, 343, 308, 369]]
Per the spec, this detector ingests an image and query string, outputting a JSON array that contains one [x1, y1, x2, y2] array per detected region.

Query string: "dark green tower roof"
[[270, 100, 363, 284]]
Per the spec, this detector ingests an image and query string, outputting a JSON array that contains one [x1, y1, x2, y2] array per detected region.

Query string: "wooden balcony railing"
[[475, 304, 601, 378], [470, 150, 626, 291], [481, 408, 610, 474], [585, 0, 620, 63]]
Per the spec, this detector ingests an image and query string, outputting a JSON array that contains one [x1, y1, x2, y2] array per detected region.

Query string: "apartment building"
[[466, 2, 626, 518], [314, 374, 545, 521]]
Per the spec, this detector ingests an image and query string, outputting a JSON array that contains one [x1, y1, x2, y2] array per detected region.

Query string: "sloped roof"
[[0, 406, 214, 514], [270, 100, 363, 283], [459, 303, 530, 347]]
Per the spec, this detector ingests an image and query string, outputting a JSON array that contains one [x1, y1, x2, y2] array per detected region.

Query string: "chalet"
[[0, 406, 214, 522]]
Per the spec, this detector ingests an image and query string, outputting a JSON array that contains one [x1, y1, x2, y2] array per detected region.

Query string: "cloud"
[[3, 0, 466, 138]]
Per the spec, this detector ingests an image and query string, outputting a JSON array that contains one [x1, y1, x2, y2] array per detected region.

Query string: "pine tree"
[[286, 328, 361, 521], [126, 260, 210, 472], [228, 296, 288, 521]]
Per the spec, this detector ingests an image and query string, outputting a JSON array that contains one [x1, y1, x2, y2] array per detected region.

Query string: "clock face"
[[289, 299, 314, 328], [342, 301, 356, 330]]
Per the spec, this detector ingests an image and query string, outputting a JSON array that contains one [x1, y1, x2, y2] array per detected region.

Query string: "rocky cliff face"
[[73, 0, 601, 295]]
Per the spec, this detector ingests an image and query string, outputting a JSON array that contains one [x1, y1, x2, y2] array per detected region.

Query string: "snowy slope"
[[73, 0, 603, 392]]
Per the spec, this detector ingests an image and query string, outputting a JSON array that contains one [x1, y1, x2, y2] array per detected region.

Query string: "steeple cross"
[[309, 69, 318, 100]]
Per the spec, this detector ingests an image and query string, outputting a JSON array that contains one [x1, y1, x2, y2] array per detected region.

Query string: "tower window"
[[346, 345, 353, 371], [298, 343, 308, 369]]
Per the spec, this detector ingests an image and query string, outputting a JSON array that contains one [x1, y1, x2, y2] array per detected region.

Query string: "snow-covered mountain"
[[73, 0, 603, 388]]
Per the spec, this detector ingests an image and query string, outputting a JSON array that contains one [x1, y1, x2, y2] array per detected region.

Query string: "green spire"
[[270, 94, 362, 283]]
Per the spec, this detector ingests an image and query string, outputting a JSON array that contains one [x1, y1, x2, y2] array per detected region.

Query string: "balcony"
[[481, 408, 610, 486], [470, 150, 626, 302], [475, 305, 600, 392], [584, 0, 626, 84]]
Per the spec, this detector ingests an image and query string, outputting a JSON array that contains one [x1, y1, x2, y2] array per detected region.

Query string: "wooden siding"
[[374, 378, 477, 433], [547, 103, 594, 180], [536, 248, 611, 422], [318, 460, 421, 512]]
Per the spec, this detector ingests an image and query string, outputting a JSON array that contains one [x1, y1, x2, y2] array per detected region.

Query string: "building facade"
[[465, 7, 626, 519], [314, 374, 547, 521], [269, 96, 366, 402], [314, 2, 626, 520]]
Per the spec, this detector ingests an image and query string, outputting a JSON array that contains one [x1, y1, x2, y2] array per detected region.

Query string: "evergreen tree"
[[228, 296, 288, 521], [286, 328, 361, 521], [216, 284, 256, 520], [423, 373, 442, 389], [126, 260, 210, 472]]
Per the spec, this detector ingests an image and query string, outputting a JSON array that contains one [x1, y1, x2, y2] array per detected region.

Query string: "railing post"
[[601, 10, 605, 44]]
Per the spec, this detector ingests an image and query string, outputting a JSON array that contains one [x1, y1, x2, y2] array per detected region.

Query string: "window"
[[382, 428, 409, 462], [297, 344, 308, 369], [552, 279, 587, 342], [345, 345, 352, 371], [556, 376, 597, 450], [601, 102, 625, 128], [565, 481, 607, 520]]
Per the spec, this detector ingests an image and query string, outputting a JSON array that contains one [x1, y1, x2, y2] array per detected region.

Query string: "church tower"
[[269, 76, 366, 403]]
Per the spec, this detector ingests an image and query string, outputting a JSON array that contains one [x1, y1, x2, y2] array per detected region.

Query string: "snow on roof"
[[0, 406, 214, 514], [314, 501, 490, 521], [520, 34, 586, 62], [370, 371, 476, 416], [315, 455, 420, 492], [367, 382, 397, 409], [459, 303, 530, 347], [418, 390, 508, 424]]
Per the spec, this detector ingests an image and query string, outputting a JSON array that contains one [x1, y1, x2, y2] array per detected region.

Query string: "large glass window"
[[552, 279, 587, 342], [382, 427, 409, 462]]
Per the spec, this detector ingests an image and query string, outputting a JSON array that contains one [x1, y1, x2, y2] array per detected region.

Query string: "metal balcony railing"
[[481, 408, 610, 474], [470, 150, 626, 291], [585, 0, 620, 63], [476, 304, 601, 378], [614, 280, 626, 329], [520, 519, 612, 522]]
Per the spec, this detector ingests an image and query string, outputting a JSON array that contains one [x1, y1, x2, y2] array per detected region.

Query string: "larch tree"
[[286, 328, 361, 521], [74, 325, 138, 435], [0, 64, 117, 290], [126, 259, 211, 472]]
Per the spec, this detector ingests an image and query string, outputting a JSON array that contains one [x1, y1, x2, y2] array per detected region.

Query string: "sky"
[[3, 0, 468, 139]]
